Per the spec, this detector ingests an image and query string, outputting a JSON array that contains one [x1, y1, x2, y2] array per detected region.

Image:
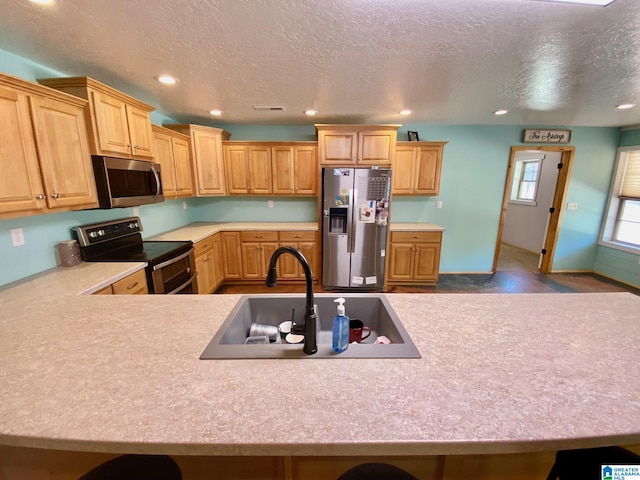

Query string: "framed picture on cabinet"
[[408, 131, 420, 141]]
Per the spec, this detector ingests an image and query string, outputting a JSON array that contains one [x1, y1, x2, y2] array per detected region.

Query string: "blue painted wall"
[[592, 128, 640, 287], [1, 47, 634, 287]]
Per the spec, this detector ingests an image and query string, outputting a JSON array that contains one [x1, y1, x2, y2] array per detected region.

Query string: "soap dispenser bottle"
[[332, 297, 350, 353]]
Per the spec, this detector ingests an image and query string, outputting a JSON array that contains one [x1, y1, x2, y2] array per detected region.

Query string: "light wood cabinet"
[[278, 231, 318, 280], [0, 74, 98, 220], [165, 124, 230, 196], [388, 230, 442, 285], [240, 231, 279, 279], [221, 231, 243, 280], [38, 76, 155, 160], [393, 141, 446, 195], [152, 125, 193, 198], [223, 142, 318, 196], [109, 269, 149, 295], [316, 124, 399, 166], [211, 233, 225, 288], [223, 143, 272, 195], [271, 144, 318, 195], [195, 236, 216, 294]]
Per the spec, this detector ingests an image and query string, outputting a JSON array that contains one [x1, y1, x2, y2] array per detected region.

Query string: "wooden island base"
[[3, 445, 639, 480]]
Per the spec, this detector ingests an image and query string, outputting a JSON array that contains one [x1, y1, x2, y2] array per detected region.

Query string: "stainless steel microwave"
[[92, 156, 164, 208]]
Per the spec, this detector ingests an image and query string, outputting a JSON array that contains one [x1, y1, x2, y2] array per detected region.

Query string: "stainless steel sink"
[[200, 293, 421, 359]]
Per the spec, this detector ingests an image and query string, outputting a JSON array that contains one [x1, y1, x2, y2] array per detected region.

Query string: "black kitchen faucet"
[[265, 246, 318, 355]]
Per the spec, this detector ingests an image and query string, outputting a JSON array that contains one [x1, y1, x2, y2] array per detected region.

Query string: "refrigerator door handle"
[[348, 188, 355, 253]]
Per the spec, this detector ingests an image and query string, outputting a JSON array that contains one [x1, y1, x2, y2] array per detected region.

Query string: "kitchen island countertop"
[[1, 258, 639, 457]]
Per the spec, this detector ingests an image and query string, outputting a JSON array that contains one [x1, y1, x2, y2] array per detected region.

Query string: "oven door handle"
[[152, 248, 194, 271], [166, 271, 198, 295]]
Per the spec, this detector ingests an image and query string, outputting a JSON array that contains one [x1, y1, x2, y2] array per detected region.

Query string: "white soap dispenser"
[[332, 297, 349, 353]]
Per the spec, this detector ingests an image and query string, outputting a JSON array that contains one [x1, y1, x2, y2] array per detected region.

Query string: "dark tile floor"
[[217, 243, 639, 296], [217, 272, 639, 296]]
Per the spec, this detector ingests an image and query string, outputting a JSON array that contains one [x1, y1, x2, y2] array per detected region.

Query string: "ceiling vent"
[[253, 105, 286, 111]]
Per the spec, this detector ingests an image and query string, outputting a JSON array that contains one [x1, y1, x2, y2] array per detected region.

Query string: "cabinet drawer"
[[93, 285, 113, 295], [391, 231, 442, 243], [194, 237, 213, 257], [112, 269, 148, 295], [240, 231, 279, 242], [279, 230, 316, 242]]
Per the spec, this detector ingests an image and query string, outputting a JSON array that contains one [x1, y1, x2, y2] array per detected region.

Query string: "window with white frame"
[[600, 148, 640, 251], [510, 157, 543, 205]]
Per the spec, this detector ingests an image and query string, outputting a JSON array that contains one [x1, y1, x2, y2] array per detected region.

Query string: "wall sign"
[[523, 129, 571, 143]]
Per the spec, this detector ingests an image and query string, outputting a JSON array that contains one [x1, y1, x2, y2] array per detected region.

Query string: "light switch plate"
[[567, 202, 578, 211]]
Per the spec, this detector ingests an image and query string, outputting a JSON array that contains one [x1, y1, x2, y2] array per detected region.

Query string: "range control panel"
[[73, 217, 142, 247]]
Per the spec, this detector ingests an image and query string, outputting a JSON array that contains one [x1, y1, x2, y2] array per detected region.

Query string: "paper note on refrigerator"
[[359, 200, 375, 223]]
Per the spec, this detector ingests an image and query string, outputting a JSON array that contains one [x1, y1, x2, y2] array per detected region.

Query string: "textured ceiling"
[[1, 0, 639, 127]]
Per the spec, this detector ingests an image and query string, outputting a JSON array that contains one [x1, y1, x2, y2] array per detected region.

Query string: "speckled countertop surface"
[[150, 222, 319, 243], [1, 255, 639, 457], [149, 221, 444, 243]]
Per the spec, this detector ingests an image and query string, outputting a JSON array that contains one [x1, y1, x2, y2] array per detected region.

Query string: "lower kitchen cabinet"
[[278, 231, 318, 280], [94, 269, 149, 295], [240, 231, 279, 280], [195, 233, 225, 294], [195, 237, 216, 294], [211, 233, 224, 288], [387, 231, 442, 285], [221, 231, 243, 280]]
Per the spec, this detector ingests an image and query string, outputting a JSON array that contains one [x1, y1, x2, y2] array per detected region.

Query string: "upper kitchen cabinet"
[[165, 124, 231, 196], [393, 141, 447, 196], [223, 142, 318, 196], [223, 143, 272, 195], [152, 125, 193, 198], [271, 143, 317, 196], [0, 73, 98, 219], [38, 76, 155, 160], [316, 124, 400, 166]]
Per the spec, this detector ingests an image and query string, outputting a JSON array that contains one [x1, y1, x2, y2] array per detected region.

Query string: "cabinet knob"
[[36, 194, 45, 200], [51, 193, 60, 199]]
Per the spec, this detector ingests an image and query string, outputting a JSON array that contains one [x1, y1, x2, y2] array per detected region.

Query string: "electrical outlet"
[[132, 207, 139, 216], [567, 202, 578, 211], [268, 200, 274, 208], [11, 228, 25, 247], [183, 201, 187, 210], [436, 201, 443, 209]]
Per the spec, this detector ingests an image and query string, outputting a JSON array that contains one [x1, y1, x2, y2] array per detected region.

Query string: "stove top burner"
[[73, 217, 192, 266]]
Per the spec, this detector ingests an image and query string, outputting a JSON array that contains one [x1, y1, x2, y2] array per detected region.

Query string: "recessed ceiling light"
[[29, 0, 54, 4], [530, 0, 616, 6], [157, 75, 177, 85], [304, 109, 318, 116], [494, 109, 509, 115], [616, 103, 636, 110], [209, 109, 223, 116], [400, 109, 412, 116]]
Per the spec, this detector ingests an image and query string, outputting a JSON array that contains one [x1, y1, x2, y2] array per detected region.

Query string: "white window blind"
[[620, 151, 640, 199]]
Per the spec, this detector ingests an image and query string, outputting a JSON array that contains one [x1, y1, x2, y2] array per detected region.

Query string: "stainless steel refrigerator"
[[322, 167, 391, 291]]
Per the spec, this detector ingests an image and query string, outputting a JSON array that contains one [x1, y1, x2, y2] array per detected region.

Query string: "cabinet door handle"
[[127, 281, 139, 290], [36, 194, 45, 200], [51, 193, 60, 199]]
